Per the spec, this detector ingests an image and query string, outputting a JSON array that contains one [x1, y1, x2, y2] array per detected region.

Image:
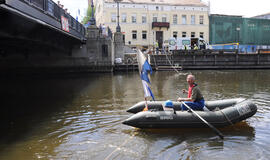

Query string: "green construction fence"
[[209, 14, 270, 45]]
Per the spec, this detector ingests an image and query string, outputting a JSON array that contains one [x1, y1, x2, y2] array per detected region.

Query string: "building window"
[[142, 14, 147, 23], [162, 14, 167, 22], [132, 14, 137, 23], [122, 13, 126, 23], [200, 32, 204, 38], [173, 32, 177, 38], [111, 13, 116, 22], [182, 32, 186, 37], [191, 32, 195, 37], [156, 6, 159, 10], [132, 30, 137, 39], [191, 15, 195, 24], [142, 31, 147, 40], [153, 14, 158, 22], [200, 15, 204, 24], [182, 15, 187, 24], [173, 14, 178, 24]]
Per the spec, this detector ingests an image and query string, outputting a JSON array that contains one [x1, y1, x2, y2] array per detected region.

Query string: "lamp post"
[[90, 0, 96, 25], [236, 27, 240, 50], [114, 0, 122, 32], [236, 27, 240, 43]]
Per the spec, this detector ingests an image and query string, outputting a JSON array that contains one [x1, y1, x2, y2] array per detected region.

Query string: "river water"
[[0, 70, 269, 160]]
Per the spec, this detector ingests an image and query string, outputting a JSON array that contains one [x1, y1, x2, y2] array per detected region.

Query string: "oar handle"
[[181, 101, 224, 139]]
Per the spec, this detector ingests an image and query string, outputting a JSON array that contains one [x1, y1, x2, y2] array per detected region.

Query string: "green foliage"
[[82, 5, 95, 24]]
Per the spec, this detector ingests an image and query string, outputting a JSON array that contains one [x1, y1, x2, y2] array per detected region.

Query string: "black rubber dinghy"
[[123, 98, 257, 128]]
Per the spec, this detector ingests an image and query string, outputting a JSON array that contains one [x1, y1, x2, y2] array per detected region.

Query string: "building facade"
[[94, 0, 209, 49]]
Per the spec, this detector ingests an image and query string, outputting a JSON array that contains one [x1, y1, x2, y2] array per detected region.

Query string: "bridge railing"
[[19, 0, 86, 39]]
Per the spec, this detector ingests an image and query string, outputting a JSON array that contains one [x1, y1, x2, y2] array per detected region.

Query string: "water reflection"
[[0, 70, 269, 160], [139, 122, 255, 139]]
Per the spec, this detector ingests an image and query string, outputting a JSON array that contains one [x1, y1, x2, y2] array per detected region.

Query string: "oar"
[[181, 101, 224, 139]]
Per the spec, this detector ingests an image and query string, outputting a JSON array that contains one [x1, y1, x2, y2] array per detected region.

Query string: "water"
[[0, 70, 269, 160]]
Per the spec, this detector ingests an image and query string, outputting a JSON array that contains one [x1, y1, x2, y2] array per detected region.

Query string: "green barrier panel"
[[210, 15, 270, 45]]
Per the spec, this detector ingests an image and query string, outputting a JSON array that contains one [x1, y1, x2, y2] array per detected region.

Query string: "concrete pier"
[[150, 52, 270, 70]]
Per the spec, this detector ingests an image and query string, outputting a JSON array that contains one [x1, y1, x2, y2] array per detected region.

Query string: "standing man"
[[177, 74, 205, 111], [155, 41, 159, 54], [102, 24, 107, 37]]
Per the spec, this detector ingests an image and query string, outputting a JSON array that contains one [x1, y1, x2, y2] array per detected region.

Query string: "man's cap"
[[164, 100, 173, 108]]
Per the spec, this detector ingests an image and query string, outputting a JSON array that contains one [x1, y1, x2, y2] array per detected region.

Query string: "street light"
[[90, 0, 96, 25], [114, 0, 122, 32], [236, 27, 240, 51], [236, 27, 240, 44]]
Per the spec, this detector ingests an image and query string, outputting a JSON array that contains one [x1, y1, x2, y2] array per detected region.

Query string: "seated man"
[[177, 74, 205, 111]]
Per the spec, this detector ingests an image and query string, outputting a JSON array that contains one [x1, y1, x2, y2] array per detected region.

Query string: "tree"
[[82, 5, 95, 24]]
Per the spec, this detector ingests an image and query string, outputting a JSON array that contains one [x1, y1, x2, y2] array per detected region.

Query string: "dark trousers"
[[181, 100, 205, 111]]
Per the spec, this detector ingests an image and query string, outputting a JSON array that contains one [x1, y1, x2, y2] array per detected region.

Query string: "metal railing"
[[19, 0, 85, 38]]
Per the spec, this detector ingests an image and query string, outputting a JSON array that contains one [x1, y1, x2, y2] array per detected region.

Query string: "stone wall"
[[150, 53, 270, 70], [83, 26, 113, 66]]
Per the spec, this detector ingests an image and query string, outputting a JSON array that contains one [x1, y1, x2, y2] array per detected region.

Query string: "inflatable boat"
[[123, 98, 257, 128]]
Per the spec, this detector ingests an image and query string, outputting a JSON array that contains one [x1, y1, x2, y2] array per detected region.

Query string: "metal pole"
[[236, 27, 240, 51], [90, 0, 96, 25], [116, 0, 121, 32]]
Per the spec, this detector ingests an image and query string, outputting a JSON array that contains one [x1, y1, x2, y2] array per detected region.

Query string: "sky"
[[54, 0, 270, 21], [53, 0, 88, 21], [202, 0, 270, 17]]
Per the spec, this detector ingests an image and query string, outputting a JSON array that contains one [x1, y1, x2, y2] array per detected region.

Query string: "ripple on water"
[[3, 70, 270, 160], [192, 139, 265, 160]]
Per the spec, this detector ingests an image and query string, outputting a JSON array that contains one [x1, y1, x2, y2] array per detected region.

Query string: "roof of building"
[[210, 14, 243, 18], [105, 0, 207, 7], [253, 12, 270, 18]]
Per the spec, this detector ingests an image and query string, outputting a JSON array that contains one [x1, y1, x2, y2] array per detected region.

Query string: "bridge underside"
[[0, 4, 83, 56]]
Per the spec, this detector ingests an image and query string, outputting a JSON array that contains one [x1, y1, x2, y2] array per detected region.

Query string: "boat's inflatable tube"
[[123, 100, 257, 128], [126, 98, 245, 113]]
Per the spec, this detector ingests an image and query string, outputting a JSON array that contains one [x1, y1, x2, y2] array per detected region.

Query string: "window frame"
[[199, 15, 204, 25], [182, 31, 187, 38], [191, 32, 195, 38], [122, 13, 127, 23], [173, 31, 177, 38], [200, 32, 204, 38], [153, 14, 158, 22], [173, 14, 178, 24], [131, 14, 137, 23], [142, 14, 147, 23], [182, 15, 187, 24], [132, 30, 137, 40], [191, 15, 195, 25], [111, 13, 116, 22], [162, 14, 167, 22], [142, 31, 147, 40]]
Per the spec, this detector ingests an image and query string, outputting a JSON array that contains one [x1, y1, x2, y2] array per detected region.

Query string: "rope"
[[104, 132, 136, 160], [218, 98, 247, 126], [165, 53, 181, 73], [152, 53, 157, 69], [218, 99, 247, 130], [217, 107, 234, 126]]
